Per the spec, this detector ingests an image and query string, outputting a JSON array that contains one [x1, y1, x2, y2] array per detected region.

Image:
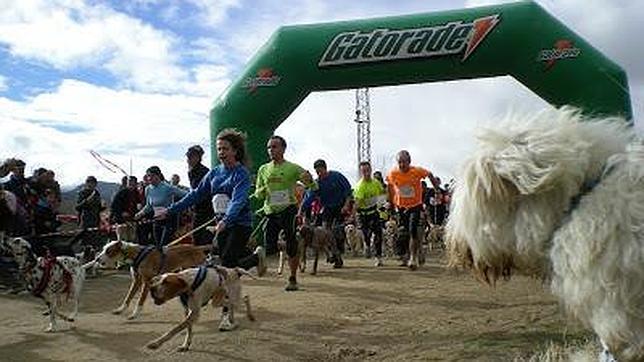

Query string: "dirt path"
[[0, 253, 589, 361]]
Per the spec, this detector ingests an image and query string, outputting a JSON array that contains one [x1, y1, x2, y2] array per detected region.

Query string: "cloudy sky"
[[1, 0, 643, 189]]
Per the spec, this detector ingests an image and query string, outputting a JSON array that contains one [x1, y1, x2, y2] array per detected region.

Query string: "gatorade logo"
[[318, 14, 500, 67]]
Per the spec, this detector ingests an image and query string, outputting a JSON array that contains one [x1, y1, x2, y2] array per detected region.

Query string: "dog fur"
[[446, 107, 643, 361], [146, 265, 255, 351], [298, 223, 336, 275], [1, 236, 88, 332], [383, 219, 397, 258], [93, 240, 210, 319], [344, 224, 366, 257]]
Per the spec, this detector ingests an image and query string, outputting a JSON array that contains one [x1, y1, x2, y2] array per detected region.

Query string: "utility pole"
[[354, 88, 371, 177]]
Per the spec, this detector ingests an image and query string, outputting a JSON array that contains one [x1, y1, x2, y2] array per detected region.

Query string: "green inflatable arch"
[[210, 0, 631, 169]]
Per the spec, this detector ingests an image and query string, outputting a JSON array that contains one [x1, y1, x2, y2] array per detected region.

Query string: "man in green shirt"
[[255, 135, 315, 291], [353, 161, 386, 267]]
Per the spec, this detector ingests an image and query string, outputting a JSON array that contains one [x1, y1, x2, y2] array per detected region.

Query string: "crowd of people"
[[0, 129, 453, 292]]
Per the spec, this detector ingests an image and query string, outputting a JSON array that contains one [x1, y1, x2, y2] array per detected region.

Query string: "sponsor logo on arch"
[[318, 14, 500, 67], [538, 39, 581, 70]]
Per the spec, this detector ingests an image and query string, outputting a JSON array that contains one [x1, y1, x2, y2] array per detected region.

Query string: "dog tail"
[[235, 267, 257, 280], [82, 260, 97, 270]]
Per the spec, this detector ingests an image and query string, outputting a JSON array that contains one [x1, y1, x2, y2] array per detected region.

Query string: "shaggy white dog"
[[446, 107, 643, 361]]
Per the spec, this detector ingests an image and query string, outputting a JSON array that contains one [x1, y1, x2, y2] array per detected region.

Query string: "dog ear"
[[162, 274, 189, 297]]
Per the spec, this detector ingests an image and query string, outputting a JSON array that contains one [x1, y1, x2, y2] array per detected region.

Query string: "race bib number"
[[364, 196, 379, 208], [399, 185, 415, 198], [269, 190, 290, 206], [212, 194, 230, 214]]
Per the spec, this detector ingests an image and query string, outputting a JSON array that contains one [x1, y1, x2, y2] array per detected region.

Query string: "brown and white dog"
[[344, 224, 366, 257], [277, 229, 307, 275], [146, 265, 255, 351], [298, 223, 336, 275], [92, 240, 210, 320], [1, 236, 89, 332]]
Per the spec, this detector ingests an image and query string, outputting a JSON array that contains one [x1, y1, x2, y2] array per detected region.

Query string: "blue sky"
[[1, 0, 643, 188]]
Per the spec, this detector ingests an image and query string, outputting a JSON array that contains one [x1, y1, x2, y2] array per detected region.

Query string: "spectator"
[[75, 176, 104, 247], [110, 176, 139, 241], [183, 145, 215, 246], [135, 166, 187, 248], [76, 176, 102, 229]]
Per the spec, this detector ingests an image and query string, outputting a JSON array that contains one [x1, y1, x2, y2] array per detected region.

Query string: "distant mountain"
[[59, 181, 121, 215]]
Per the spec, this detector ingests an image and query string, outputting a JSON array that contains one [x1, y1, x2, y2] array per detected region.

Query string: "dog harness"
[[30, 254, 72, 299], [179, 265, 208, 308], [132, 246, 167, 274]]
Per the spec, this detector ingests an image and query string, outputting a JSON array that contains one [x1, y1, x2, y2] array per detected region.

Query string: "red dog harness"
[[31, 254, 73, 299]]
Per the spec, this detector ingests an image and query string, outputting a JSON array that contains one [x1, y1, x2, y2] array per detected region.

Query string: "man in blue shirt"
[[305, 159, 352, 268]]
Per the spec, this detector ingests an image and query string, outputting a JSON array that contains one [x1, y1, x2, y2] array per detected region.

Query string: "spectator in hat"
[[185, 145, 215, 246]]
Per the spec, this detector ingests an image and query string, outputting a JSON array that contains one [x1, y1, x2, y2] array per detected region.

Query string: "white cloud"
[[0, 79, 216, 187], [0, 0, 188, 92], [276, 77, 550, 184], [187, 0, 241, 27], [0, 75, 7, 92]]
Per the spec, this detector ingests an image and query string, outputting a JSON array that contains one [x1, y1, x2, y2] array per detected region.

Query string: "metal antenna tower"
[[354, 88, 371, 174]]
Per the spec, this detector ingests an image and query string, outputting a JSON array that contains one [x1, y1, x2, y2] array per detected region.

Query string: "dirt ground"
[[0, 251, 591, 362]]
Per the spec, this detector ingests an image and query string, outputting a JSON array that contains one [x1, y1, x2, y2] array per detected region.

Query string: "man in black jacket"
[[186, 145, 215, 245]]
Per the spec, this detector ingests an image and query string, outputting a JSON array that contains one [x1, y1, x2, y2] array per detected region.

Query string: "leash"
[[16, 218, 156, 240], [166, 214, 268, 249], [165, 215, 218, 247]]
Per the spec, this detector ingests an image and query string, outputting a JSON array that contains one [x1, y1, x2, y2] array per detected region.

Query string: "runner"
[[353, 161, 386, 267], [386, 150, 440, 270], [254, 135, 315, 291], [160, 129, 266, 275], [308, 159, 352, 268]]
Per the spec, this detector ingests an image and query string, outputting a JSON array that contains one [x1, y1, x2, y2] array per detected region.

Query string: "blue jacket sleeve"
[[222, 169, 250, 225], [168, 171, 212, 215], [339, 172, 352, 200]]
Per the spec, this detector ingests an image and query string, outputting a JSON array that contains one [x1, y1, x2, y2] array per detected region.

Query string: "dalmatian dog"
[[382, 219, 397, 258], [1, 236, 89, 332]]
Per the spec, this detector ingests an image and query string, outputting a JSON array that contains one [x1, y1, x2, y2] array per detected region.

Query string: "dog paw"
[[176, 345, 190, 352], [126, 314, 138, 320], [112, 308, 124, 315], [44, 326, 57, 333]]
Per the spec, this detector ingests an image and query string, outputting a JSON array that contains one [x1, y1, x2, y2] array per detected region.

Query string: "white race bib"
[[364, 196, 379, 208], [269, 190, 290, 206], [399, 185, 415, 198], [211, 194, 231, 214]]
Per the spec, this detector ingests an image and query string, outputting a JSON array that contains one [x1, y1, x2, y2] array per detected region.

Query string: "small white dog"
[[344, 224, 366, 257], [447, 107, 643, 361]]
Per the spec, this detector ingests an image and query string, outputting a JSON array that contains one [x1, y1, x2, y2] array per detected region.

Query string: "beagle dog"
[[146, 265, 255, 351]]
